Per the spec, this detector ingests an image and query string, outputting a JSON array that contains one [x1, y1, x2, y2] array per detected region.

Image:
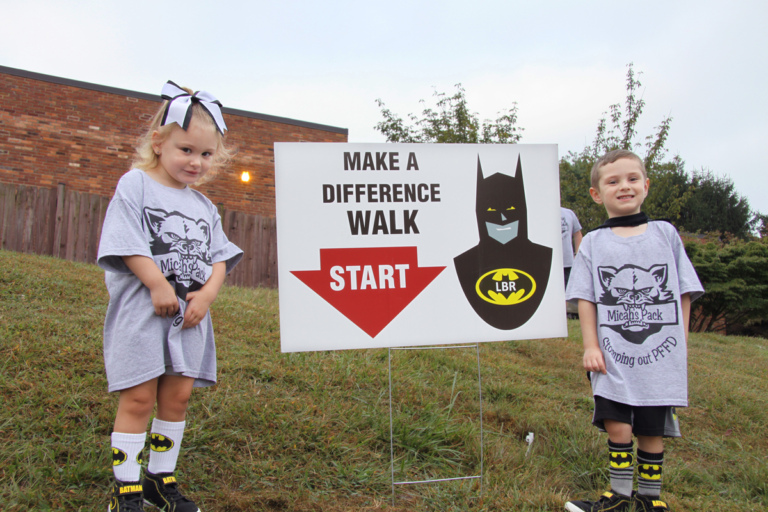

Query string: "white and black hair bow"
[[160, 80, 227, 134]]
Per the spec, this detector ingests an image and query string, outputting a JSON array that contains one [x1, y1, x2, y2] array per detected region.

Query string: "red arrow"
[[291, 247, 445, 338]]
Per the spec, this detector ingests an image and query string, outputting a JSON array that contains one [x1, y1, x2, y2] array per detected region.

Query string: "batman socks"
[[147, 418, 186, 475], [608, 440, 634, 497], [637, 449, 664, 497], [606, 444, 664, 497], [111, 432, 146, 482]]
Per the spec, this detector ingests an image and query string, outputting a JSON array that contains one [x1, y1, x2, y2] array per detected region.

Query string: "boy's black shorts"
[[592, 396, 671, 437]]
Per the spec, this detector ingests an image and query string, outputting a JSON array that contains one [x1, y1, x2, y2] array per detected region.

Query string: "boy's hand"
[[150, 280, 179, 317], [583, 347, 607, 374], [182, 288, 215, 329], [577, 300, 605, 374]]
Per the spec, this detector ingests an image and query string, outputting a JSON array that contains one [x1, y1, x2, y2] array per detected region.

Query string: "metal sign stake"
[[388, 343, 484, 506]]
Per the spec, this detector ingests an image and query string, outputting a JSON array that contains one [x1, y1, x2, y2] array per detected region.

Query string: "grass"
[[0, 249, 766, 511]]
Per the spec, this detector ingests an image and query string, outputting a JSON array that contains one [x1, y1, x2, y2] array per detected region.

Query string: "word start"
[[330, 264, 410, 291]]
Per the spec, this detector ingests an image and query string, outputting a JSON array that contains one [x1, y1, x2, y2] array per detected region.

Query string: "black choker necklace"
[[596, 212, 649, 229]]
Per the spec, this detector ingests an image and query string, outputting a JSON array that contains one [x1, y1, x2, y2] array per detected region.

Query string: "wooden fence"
[[0, 182, 277, 289]]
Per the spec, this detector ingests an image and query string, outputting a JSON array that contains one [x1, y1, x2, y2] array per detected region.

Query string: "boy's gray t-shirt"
[[566, 221, 703, 406], [97, 169, 243, 392]]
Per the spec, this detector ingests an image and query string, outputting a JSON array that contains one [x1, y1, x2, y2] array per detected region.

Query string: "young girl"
[[98, 81, 243, 512]]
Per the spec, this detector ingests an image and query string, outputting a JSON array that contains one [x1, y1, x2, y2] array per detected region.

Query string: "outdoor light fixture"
[[240, 171, 251, 183]]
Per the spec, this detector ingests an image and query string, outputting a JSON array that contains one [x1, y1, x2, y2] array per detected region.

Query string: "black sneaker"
[[633, 493, 670, 512], [565, 490, 632, 512], [142, 471, 200, 512], [108, 480, 145, 511]]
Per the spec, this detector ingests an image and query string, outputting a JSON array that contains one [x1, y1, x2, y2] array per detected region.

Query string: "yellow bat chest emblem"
[[475, 268, 537, 305]]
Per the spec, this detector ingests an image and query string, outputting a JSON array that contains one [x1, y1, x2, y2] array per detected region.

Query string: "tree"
[[559, 152, 606, 231], [685, 236, 768, 333], [375, 84, 523, 144], [755, 213, 768, 238], [643, 156, 692, 226], [585, 63, 671, 161], [560, 63, 763, 237], [374, 69, 764, 238], [560, 63, 684, 231], [679, 170, 756, 239]]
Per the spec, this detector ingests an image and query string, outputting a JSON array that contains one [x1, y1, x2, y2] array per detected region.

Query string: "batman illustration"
[[454, 156, 552, 330]]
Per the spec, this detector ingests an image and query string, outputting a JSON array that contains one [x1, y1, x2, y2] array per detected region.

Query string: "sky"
[[2, 0, 767, 215]]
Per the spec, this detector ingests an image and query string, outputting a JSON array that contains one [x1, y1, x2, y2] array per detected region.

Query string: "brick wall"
[[0, 66, 347, 217]]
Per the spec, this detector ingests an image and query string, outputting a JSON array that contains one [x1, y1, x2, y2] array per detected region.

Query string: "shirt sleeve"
[[565, 232, 595, 302], [97, 172, 153, 273], [208, 207, 243, 274], [572, 211, 582, 232], [667, 224, 704, 301]]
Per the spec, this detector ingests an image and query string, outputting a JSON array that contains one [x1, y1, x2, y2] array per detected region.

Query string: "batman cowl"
[[454, 156, 552, 330]]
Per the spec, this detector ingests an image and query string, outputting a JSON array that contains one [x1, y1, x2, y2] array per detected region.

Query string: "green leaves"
[[686, 237, 768, 332], [560, 63, 761, 238], [375, 84, 523, 144], [680, 170, 756, 239]]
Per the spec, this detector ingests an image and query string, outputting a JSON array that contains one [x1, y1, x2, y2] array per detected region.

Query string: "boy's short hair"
[[591, 149, 647, 190]]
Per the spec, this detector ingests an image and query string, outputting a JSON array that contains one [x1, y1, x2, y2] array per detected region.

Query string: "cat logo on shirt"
[[598, 264, 678, 344], [143, 207, 213, 298]]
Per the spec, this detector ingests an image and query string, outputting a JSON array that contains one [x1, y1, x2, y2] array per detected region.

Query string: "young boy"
[[564, 150, 703, 512]]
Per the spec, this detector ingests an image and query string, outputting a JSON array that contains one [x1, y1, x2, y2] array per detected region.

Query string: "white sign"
[[275, 143, 566, 352]]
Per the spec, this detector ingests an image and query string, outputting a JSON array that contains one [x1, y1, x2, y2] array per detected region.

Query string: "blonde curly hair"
[[132, 86, 235, 184]]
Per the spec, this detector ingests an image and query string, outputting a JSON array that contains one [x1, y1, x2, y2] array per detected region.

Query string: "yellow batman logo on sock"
[[609, 451, 633, 469], [639, 464, 663, 480], [112, 448, 127, 466], [150, 433, 175, 452]]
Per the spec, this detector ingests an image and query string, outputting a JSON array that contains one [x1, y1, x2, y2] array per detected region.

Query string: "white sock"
[[111, 432, 146, 483], [147, 418, 186, 475]]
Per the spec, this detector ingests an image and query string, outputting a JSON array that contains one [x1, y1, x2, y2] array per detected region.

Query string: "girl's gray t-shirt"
[[97, 169, 243, 392], [566, 221, 703, 406]]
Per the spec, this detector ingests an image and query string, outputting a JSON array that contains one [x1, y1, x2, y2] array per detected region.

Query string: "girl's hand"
[[182, 288, 215, 328], [583, 347, 606, 374], [122, 255, 179, 318], [150, 280, 179, 317], [181, 261, 227, 329]]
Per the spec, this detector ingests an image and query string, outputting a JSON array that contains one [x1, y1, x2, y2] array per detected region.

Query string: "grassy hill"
[[0, 249, 766, 511]]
